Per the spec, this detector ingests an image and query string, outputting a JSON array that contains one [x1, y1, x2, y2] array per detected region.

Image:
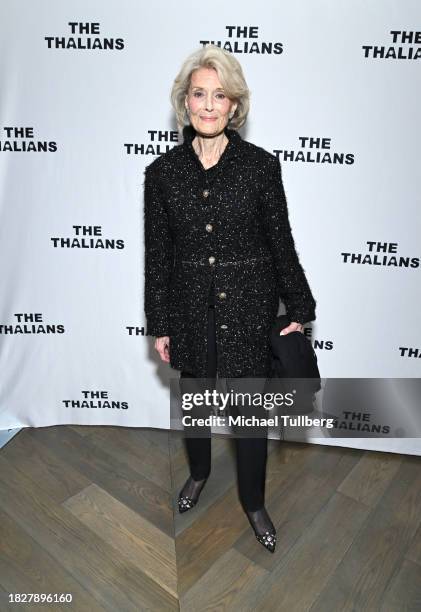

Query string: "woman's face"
[[185, 67, 238, 137]]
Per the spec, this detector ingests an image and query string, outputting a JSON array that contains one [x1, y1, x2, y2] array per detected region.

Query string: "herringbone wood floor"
[[0, 426, 420, 611]]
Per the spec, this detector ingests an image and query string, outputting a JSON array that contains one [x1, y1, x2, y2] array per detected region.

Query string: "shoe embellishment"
[[256, 530, 277, 552], [178, 496, 195, 512]]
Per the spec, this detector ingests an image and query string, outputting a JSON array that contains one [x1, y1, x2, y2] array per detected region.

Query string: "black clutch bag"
[[267, 315, 321, 415]]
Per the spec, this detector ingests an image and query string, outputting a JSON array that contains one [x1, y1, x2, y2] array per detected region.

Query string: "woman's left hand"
[[280, 322, 304, 335]]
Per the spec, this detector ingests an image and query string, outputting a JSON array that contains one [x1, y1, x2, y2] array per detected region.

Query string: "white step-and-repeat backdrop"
[[0, 0, 420, 455]]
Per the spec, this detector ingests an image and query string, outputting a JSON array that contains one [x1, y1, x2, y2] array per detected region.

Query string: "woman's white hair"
[[170, 45, 250, 134]]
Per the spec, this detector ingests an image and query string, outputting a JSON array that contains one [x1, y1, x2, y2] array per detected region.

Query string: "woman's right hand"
[[154, 336, 170, 363]]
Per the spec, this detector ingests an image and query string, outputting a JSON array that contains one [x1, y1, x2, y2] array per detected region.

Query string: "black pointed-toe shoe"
[[177, 475, 208, 514], [246, 507, 277, 553]]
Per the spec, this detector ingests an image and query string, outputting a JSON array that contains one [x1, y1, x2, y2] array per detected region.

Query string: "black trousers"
[[179, 305, 268, 512]]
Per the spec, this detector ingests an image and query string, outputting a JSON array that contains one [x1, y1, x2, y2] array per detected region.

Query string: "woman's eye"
[[191, 91, 226, 99]]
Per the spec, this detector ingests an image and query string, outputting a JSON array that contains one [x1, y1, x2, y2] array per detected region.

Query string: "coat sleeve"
[[143, 163, 174, 337], [260, 156, 316, 324]]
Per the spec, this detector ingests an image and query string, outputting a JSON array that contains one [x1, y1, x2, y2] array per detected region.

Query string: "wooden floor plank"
[[379, 557, 421, 611], [2, 428, 91, 504], [28, 426, 173, 537], [337, 451, 402, 508], [68, 425, 92, 437], [79, 426, 171, 492], [63, 482, 177, 599], [0, 507, 106, 612], [180, 548, 268, 612], [310, 457, 421, 612], [406, 521, 421, 566], [0, 455, 178, 611], [301, 442, 364, 490]]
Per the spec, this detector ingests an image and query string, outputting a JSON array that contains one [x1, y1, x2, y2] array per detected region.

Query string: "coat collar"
[[182, 123, 245, 168]]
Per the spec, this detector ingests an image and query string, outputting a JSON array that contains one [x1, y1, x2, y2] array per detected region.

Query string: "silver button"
[[218, 292, 226, 300], [208, 256, 215, 265], [203, 189, 210, 198], [205, 223, 213, 232], [220, 324, 228, 329]]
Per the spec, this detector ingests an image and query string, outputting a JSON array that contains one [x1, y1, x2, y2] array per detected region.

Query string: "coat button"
[[205, 223, 213, 232], [220, 324, 228, 329], [203, 189, 210, 198], [218, 292, 226, 300], [208, 256, 215, 265]]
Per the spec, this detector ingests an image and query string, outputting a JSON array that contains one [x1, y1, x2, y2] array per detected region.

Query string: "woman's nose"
[[205, 94, 213, 110]]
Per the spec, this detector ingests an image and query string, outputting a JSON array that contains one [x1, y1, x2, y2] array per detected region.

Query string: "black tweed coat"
[[143, 124, 316, 378]]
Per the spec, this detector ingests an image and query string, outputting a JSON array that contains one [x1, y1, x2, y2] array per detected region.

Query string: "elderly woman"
[[144, 45, 316, 553]]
